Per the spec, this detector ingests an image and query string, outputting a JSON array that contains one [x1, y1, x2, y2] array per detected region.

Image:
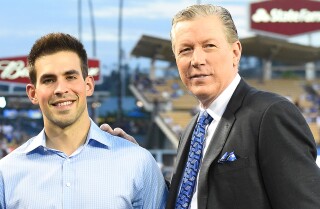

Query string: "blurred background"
[[1, 0, 320, 178]]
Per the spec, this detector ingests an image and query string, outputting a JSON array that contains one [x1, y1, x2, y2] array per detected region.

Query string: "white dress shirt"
[[190, 74, 241, 209]]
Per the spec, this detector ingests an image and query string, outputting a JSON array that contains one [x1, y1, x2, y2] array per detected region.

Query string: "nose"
[[54, 81, 69, 95], [191, 47, 206, 68]]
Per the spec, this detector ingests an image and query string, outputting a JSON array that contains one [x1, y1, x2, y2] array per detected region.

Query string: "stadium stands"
[[131, 75, 320, 148]]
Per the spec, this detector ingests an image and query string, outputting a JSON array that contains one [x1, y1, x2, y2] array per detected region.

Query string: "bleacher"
[[131, 76, 320, 147], [245, 79, 305, 102], [308, 123, 320, 144], [159, 111, 193, 132]]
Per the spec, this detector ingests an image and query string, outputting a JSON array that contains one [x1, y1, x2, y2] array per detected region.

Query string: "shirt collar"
[[23, 119, 112, 154], [86, 119, 113, 148], [23, 129, 46, 153], [200, 73, 241, 120]]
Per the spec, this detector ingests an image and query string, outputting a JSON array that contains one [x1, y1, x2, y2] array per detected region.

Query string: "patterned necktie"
[[175, 111, 213, 209]]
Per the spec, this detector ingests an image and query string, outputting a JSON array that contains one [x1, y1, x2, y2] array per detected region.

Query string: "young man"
[[0, 33, 167, 209]]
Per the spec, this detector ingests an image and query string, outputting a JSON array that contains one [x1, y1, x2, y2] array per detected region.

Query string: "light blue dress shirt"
[[0, 120, 168, 209]]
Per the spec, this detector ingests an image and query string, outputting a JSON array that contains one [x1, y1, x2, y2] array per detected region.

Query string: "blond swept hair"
[[171, 4, 239, 51]]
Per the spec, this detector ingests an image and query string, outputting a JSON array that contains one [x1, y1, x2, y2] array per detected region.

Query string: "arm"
[[0, 170, 5, 209], [259, 100, 320, 208], [100, 123, 138, 144], [138, 152, 168, 209]]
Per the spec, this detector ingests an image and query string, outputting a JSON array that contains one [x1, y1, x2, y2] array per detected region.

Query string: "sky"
[[1, 0, 320, 76]]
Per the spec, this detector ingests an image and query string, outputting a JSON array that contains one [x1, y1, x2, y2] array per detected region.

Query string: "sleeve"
[[259, 100, 320, 209], [138, 151, 168, 209], [0, 169, 5, 209]]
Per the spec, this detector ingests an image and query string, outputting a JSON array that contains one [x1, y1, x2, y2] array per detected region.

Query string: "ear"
[[85, 76, 95, 96], [26, 84, 39, 105], [232, 40, 242, 68]]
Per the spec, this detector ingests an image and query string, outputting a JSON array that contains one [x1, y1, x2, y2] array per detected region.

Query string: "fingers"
[[113, 128, 126, 137], [99, 124, 139, 145], [114, 128, 138, 145], [100, 124, 114, 134]]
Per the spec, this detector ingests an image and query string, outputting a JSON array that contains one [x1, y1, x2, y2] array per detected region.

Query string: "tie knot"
[[198, 111, 213, 126]]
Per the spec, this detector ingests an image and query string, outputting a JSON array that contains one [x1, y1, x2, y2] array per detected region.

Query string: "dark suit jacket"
[[166, 79, 320, 209]]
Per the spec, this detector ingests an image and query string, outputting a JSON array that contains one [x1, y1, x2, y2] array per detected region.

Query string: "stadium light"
[[88, 0, 96, 57], [78, 0, 82, 42], [78, 0, 96, 57], [117, 0, 124, 122], [136, 100, 144, 108], [0, 97, 6, 108]]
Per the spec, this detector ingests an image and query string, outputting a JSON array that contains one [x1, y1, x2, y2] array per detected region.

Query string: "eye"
[[204, 43, 216, 48], [179, 47, 192, 55], [42, 78, 55, 84], [66, 75, 77, 80]]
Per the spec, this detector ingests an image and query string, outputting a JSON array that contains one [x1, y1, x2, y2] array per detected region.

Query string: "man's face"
[[26, 51, 94, 129], [172, 15, 241, 108]]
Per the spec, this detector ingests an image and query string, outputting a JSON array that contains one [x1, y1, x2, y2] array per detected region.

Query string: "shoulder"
[[230, 82, 306, 126], [0, 138, 34, 168], [245, 84, 294, 109], [94, 127, 156, 161], [89, 122, 158, 166], [244, 90, 305, 126], [100, 133, 161, 177], [239, 79, 288, 103]]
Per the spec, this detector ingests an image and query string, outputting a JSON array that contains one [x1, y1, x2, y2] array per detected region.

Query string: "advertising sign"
[[250, 0, 320, 36], [0, 56, 101, 85]]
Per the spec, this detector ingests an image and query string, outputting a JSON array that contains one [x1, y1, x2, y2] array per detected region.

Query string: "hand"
[[100, 124, 138, 145]]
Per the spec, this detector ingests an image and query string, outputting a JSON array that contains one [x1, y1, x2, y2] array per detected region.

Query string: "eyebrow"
[[39, 73, 55, 82], [64, 69, 80, 76], [39, 69, 81, 81]]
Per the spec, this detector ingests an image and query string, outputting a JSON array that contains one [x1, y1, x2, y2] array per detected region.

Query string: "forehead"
[[34, 51, 81, 76]]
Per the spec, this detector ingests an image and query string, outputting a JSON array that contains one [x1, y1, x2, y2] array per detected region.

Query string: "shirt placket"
[[62, 157, 73, 209]]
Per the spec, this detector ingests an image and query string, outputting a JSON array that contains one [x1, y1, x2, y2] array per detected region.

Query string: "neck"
[[44, 116, 91, 156]]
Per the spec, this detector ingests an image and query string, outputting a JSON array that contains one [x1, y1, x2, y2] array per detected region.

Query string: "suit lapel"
[[197, 79, 251, 209], [197, 108, 235, 208]]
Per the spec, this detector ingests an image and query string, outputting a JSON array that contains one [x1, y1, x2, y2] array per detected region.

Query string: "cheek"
[[73, 86, 88, 98], [36, 90, 48, 99], [220, 50, 234, 66], [177, 67, 189, 85], [176, 59, 188, 76], [36, 89, 52, 103], [37, 96, 47, 106]]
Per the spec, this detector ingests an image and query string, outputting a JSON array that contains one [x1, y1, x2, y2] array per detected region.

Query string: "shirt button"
[[66, 182, 71, 187]]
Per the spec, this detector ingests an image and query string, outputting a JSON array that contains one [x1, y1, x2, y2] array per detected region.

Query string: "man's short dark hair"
[[27, 32, 88, 85]]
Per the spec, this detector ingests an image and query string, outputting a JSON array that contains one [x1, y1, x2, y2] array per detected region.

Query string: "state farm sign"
[[250, 0, 320, 36], [0, 56, 101, 84]]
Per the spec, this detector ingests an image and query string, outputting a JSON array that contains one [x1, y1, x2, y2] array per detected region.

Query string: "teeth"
[[56, 101, 72, 107]]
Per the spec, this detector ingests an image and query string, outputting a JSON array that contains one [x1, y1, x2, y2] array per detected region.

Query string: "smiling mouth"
[[53, 101, 73, 107]]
